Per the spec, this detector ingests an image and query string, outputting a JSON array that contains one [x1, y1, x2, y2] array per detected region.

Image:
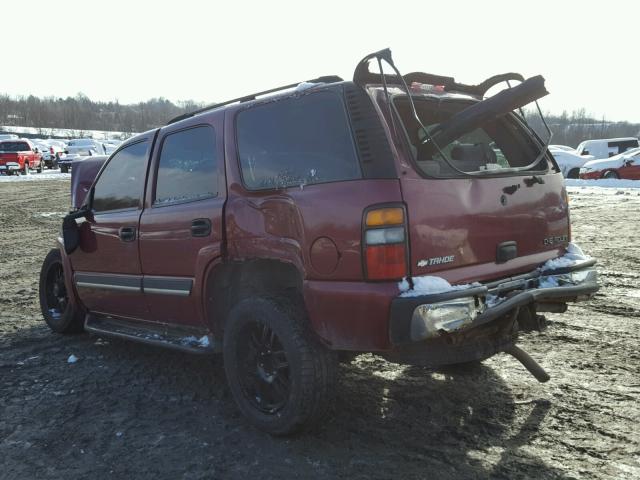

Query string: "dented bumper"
[[389, 259, 599, 346]]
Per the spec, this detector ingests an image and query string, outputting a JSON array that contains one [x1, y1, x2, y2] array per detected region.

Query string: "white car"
[[576, 137, 639, 160], [549, 146, 594, 178], [67, 138, 107, 154]]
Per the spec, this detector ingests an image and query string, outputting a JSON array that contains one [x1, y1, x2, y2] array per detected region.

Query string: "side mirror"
[[61, 206, 90, 254]]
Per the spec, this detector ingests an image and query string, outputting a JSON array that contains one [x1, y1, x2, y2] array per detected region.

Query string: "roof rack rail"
[[166, 75, 344, 125]]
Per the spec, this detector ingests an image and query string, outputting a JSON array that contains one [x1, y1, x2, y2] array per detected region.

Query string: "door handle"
[[119, 226, 137, 242], [191, 218, 211, 237]]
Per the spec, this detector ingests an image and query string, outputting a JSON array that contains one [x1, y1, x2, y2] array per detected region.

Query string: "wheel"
[[603, 170, 619, 179], [39, 249, 84, 334], [36, 160, 43, 173], [60, 165, 69, 173], [22, 162, 29, 175], [566, 168, 580, 179], [223, 297, 337, 435]]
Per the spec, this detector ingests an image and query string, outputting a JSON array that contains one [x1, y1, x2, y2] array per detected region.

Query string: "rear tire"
[[566, 168, 580, 179], [603, 170, 619, 179], [39, 249, 84, 334], [60, 165, 69, 173], [223, 297, 337, 436]]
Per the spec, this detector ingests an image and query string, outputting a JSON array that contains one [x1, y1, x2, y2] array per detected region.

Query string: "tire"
[[603, 170, 619, 180], [22, 163, 29, 175], [39, 249, 84, 334], [223, 297, 337, 435], [566, 168, 580, 179], [36, 160, 43, 173], [60, 165, 69, 173]]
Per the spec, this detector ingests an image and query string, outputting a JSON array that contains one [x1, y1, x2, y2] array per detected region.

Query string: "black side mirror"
[[62, 206, 89, 254]]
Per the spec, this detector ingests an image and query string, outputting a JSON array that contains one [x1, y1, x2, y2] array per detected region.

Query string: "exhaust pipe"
[[505, 345, 550, 383]]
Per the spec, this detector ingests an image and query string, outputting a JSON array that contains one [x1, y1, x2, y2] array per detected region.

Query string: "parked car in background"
[[0, 139, 44, 175], [67, 138, 107, 154], [549, 145, 594, 178], [579, 147, 640, 180], [549, 144, 575, 152], [58, 146, 99, 173], [576, 137, 639, 159], [38, 50, 599, 435]]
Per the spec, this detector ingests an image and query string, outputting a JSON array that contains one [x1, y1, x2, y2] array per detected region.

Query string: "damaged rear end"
[[356, 50, 599, 380]]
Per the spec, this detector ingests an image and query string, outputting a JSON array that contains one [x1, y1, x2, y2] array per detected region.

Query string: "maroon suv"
[[39, 50, 599, 435]]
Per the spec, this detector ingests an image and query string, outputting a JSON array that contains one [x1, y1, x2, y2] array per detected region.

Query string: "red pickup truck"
[[0, 139, 44, 175]]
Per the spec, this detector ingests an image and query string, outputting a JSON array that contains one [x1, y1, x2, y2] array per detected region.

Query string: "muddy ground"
[[1, 178, 638, 479]]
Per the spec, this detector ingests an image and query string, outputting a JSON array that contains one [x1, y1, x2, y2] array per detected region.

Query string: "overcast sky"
[[5, 1, 639, 121]]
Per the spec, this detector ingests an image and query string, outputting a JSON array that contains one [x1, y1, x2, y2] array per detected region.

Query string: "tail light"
[[363, 206, 408, 280]]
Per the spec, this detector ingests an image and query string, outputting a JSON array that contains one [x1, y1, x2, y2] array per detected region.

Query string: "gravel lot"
[[1, 178, 639, 479]]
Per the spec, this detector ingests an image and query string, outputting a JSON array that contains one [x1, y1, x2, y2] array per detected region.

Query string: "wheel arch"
[[203, 258, 305, 338]]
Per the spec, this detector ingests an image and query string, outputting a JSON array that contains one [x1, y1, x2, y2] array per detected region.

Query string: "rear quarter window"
[[236, 90, 361, 190]]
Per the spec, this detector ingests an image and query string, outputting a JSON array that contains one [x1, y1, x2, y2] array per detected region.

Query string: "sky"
[[4, 0, 639, 122]]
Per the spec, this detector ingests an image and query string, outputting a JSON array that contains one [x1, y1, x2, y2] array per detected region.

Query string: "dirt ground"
[[1, 178, 638, 480]]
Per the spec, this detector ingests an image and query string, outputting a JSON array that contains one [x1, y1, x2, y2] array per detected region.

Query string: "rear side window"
[[92, 141, 148, 212], [237, 91, 361, 190], [154, 126, 217, 205], [0, 142, 30, 152]]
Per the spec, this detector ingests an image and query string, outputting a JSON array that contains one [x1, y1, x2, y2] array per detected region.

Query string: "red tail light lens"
[[366, 244, 407, 280], [363, 205, 408, 281]]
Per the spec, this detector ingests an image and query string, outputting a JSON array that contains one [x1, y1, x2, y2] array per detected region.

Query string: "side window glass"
[[237, 91, 361, 190], [154, 126, 217, 205], [92, 141, 148, 212]]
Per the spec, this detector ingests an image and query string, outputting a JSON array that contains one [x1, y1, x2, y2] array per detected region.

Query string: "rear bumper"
[[0, 162, 21, 172], [389, 259, 598, 346]]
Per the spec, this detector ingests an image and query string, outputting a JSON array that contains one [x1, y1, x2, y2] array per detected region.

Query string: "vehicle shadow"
[[1, 327, 563, 479]]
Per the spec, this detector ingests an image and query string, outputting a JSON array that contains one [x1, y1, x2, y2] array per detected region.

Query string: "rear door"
[[394, 100, 569, 283], [138, 117, 225, 327], [70, 139, 152, 319]]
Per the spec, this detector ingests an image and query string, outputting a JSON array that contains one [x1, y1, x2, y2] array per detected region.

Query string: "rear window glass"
[[237, 91, 361, 190], [0, 142, 30, 152], [93, 141, 148, 212], [394, 97, 547, 177], [154, 126, 218, 205]]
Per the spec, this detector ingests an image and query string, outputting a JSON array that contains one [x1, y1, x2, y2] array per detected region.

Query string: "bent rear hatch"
[[392, 94, 569, 283]]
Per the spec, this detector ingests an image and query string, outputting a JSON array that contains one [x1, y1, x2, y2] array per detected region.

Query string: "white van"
[[576, 137, 639, 160]]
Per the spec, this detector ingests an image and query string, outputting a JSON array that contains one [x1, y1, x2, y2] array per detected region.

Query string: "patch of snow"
[[565, 179, 640, 189], [540, 242, 591, 272], [67, 354, 78, 364], [0, 171, 70, 182], [115, 431, 123, 437], [295, 82, 321, 92], [539, 276, 559, 288], [398, 275, 480, 298], [181, 335, 210, 348]]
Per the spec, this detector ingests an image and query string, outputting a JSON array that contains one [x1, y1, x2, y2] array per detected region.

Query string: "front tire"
[[566, 168, 580, 179], [36, 160, 43, 173], [22, 163, 29, 175], [39, 249, 84, 333], [223, 297, 337, 435], [603, 170, 619, 179], [60, 165, 69, 173]]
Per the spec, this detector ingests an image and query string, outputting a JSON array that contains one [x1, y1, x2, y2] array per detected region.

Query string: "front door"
[[138, 120, 225, 327], [70, 138, 153, 319]]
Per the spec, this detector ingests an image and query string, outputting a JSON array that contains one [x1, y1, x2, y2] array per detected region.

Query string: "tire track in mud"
[[0, 180, 639, 480]]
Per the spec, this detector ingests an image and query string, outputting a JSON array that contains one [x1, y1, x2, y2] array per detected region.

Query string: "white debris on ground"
[[180, 335, 210, 348], [398, 276, 480, 298], [540, 242, 591, 272], [67, 354, 78, 364]]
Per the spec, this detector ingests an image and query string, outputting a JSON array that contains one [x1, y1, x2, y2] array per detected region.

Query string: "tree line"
[[524, 109, 640, 148], [0, 93, 638, 147], [0, 94, 205, 135]]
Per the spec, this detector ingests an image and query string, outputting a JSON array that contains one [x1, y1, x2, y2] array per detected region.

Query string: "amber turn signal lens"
[[366, 208, 404, 227]]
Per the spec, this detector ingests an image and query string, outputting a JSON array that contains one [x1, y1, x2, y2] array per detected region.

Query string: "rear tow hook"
[[505, 345, 550, 383]]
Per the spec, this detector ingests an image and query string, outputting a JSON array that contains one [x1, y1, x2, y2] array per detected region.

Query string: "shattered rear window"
[[394, 96, 548, 177]]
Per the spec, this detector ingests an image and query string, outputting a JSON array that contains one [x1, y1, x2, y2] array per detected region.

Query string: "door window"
[[154, 126, 218, 206], [92, 141, 148, 213]]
